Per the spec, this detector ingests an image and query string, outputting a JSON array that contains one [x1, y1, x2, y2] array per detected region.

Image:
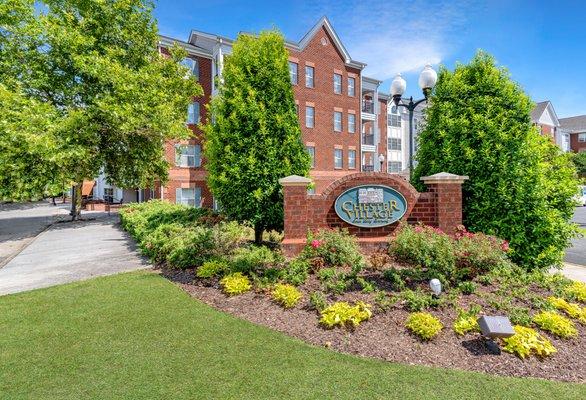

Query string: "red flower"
[[501, 241, 510, 252], [311, 240, 321, 249]]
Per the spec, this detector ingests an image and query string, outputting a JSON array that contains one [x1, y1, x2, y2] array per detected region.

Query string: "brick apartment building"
[[530, 101, 571, 152], [104, 16, 401, 207], [559, 115, 586, 153]]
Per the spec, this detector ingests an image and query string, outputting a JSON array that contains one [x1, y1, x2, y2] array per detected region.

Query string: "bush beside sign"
[[334, 185, 407, 228]]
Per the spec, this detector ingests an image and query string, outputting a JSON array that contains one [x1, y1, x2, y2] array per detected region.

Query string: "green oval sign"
[[334, 185, 408, 228]]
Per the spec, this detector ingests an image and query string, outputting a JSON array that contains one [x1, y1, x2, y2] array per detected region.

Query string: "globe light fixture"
[[391, 64, 438, 179], [378, 153, 385, 172], [429, 278, 442, 296]]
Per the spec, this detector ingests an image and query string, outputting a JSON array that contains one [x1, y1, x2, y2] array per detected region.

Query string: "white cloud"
[[298, 0, 476, 80]]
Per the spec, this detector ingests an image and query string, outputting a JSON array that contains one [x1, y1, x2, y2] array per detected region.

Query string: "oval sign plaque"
[[334, 185, 408, 228]]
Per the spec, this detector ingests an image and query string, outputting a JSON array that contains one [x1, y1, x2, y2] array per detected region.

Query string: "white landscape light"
[[429, 278, 442, 296], [418, 64, 438, 90]]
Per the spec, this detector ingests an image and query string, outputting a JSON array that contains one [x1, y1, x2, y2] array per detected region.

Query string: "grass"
[[0, 271, 584, 400]]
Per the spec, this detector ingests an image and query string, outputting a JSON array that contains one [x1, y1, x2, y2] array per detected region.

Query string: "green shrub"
[[319, 301, 372, 329], [532, 311, 577, 338], [563, 281, 586, 303], [281, 258, 310, 286], [405, 312, 443, 340], [309, 291, 327, 312], [383, 268, 406, 291], [457, 281, 477, 295], [196, 259, 230, 278], [374, 291, 397, 312], [272, 283, 302, 309], [400, 289, 441, 312], [356, 277, 376, 293], [547, 296, 586, 324], [230, 246, 281, 274], [302, 229, 363, 269], [453, 226, 512, 278], [317, 267, 351, 295], [166, 225, 215, 269], [390, 224, 456, 281], [502, 325, 557, 359], [220, 273, 252, 296], [140, 222, 185, 262], [453, 305, 481, 335], [508, 307, 532, 327]]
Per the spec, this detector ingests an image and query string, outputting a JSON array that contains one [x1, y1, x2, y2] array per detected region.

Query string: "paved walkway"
[[564, 207, 586, 267], [0, 208, 149, 296]]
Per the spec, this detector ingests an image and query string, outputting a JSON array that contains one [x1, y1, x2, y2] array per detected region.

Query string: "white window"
[[348, 150, 356, 169], [579, 133, 586, 142], [306, 146, 315, 168], [348, 114, 356, 133], [305, 106, 315, 128], [388, 105, 401, 127], [104, 187, 114, 203], [333, 73, 342, 94], [388, 161, 402, 173], [180, 57, 199, 79], [334, 149, 343, 169], [187, 102, 200, 124], [388, 138, 402, 150], [288, 61, 298, 85], [348, 77, 355, 97], [175, 187, 201, 207], [175, 144, 201, 167], [333, 111, 342, 132], [305, 66, 314, 88]]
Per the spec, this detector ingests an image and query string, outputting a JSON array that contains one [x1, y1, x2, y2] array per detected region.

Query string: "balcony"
[[362, 100, 374, 114], [362, 134, 375, 146]]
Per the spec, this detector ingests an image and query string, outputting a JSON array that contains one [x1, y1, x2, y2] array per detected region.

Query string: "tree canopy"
[[413, 51, 579, 269], [0, 0, 201, 213], [204, 30, 311, 242]]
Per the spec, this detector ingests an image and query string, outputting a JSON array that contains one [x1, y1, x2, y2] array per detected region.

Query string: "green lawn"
[[1, 272, 584, 400]]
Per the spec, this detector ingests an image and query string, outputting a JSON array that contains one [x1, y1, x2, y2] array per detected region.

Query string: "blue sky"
[[154, 0, 586, 118]]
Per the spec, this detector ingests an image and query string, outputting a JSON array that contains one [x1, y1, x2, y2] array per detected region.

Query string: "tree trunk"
[[70, 183, 82, 220], [254, 223, 264, 245]]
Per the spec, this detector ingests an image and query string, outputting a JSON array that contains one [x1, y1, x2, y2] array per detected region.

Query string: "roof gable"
[[531, 101, 559, 127]]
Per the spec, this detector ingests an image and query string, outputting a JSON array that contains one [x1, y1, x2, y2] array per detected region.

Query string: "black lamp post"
[[390, 64, 438, 180]]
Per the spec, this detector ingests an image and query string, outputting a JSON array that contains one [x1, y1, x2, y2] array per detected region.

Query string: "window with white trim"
[[579, 133, 586, 142], [306, 146, 315, 168], [305, 106, 315, 128], [180, 57, 199, 79], [187, 102, 200, 124], [334, 149, 343, 169], [348, 114, 356, 133], [288, 61, 298, 85], [388, 161, 402, 173], [387, 138, 402, 151], [175, 144, 201, 167], [348, 150, 356, 169], [333, 73, 342, 94], [305, 66, 314, 88], [388, 105, 401, 127], [175, 187, 201, 207], [333, 111, 342, 132], [348, 77, 355, 96], [104, 187, 114, 203]]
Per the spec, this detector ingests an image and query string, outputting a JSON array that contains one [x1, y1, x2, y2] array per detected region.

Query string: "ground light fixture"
[[477, 315, 516, 354], [390, 64, 438, 179], [429, 278, 442, 296]]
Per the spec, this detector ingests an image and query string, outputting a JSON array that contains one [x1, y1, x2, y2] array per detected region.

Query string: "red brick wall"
[[281, 173, 464, 255], [570, 132, 586, 153]]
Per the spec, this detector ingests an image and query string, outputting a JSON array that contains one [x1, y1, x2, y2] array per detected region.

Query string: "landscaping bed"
[[121, 201, 586, 383]]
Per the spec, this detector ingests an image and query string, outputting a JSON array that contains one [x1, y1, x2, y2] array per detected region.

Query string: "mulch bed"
[[161, 268, 586, 383]]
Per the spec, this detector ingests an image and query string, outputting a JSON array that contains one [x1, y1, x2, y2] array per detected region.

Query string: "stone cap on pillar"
[[421, 172, 469, 184], [279, 175, 313, 187]]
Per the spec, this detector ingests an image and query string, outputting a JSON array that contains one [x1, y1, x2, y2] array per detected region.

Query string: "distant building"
[[530, 101, 571, 152], [559, 115, 586, 153]]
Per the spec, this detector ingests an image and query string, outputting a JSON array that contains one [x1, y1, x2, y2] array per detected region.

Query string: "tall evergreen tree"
[[413, 51, 579, 269], [204, 31, 311, 243], [0, 0, 201, 216]]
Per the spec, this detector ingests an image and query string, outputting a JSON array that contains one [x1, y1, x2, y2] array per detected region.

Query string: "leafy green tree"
[[413, 51, 579, 269], [572, 151, 586, 177], [0, 0, 201, 216], [204, 31, 311, 243]]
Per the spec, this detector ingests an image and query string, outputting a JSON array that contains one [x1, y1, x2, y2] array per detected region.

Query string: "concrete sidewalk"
[[562, 263, 586, 284], [0, 213, 149, 296]]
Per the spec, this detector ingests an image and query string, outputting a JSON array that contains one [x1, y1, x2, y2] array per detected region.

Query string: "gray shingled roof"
[[559, 115, 586, 133], [531, 101, 549, 123]]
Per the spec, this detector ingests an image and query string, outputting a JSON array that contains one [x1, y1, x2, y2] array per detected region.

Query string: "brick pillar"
[[279, 175, 312, 256], [421, 172, 469, 234]]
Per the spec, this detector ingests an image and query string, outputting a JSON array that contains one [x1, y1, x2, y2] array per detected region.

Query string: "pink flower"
[[311, 240, 321, 249], [501, 241, 510, 252]]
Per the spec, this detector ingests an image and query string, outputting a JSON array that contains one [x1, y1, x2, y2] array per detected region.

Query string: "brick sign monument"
[[279, 172, 468, 256]]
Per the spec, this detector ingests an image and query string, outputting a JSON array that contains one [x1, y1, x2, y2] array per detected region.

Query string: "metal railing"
[[362, 134, 375, 146]]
